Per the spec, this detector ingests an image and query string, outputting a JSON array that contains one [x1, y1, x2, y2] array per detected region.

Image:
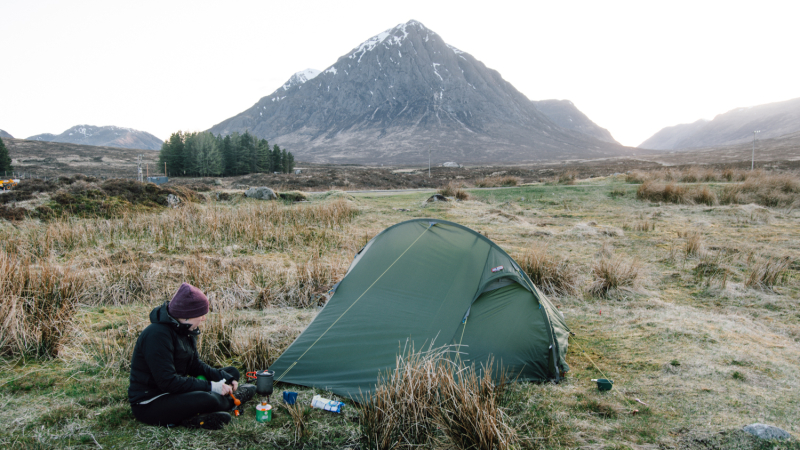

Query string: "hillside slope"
[[639, 97, 800, 150]]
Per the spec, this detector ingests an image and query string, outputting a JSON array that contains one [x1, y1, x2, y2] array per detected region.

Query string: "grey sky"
[[2, 0, 798, 147]]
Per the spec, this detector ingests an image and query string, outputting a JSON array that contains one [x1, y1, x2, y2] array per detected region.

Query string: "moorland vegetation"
[[0, 167, 799, 449]]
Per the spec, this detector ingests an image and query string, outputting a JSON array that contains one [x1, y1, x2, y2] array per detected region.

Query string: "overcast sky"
[[2, 0, 798, 147]]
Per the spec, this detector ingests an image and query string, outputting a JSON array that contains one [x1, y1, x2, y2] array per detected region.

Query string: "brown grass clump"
[[437, 182, 471, 200], [515, 244, 580, 297], [637, 180, 690, 204], [623, 220, 655, 232], [588, 255, 644, 298], [744, 256, 791, 290], [82, 319, 142, 372], [684, 233, 705, 258], [625, 171, 650, 184], [558, 171, 578, 185], [279, 401, 313, 442], [255, 258, 346, 308], [0, 253, 85, 358], [692, 186, 718, 206], [475, 176, 520, 188], [360, 347, 517, 450], [720, 171, 800, 208]]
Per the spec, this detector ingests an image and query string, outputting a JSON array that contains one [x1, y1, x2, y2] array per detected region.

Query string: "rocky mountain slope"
[[639, 97, 800, 150], [26, 125, 163, 150], [532, 99, 618, 144], [0, 129, 13, 139], [209, 20, 630, 164]]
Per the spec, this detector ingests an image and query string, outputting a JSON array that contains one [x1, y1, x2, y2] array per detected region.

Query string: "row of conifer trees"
[[0, 137, 12, 174], [157, 131, 295, 177]]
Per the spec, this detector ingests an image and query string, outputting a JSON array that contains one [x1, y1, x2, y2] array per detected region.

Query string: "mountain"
[[209, 20, 629, 164], [26, 125, 163, 150], [639, 97, 800, 150], [0, 129, 13, 139], [532, 99, 618, 144], [639, 119, 709, 150]]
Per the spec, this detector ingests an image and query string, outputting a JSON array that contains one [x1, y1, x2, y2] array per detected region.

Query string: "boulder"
[[742, 423, 793, 441], [245, 187, 277, 200], [426, 194, 449, 203], [166, 194, 180, 208]]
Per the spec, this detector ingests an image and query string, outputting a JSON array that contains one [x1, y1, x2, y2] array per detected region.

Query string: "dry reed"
[[475, 176, 520, 188], [360, 346, 516, 450], [588, 255, 644, 298], [437, 182, 471, 200], [0, 252, 85, 358], [515, 244, 580, 297], [744, 256, 791, 290]]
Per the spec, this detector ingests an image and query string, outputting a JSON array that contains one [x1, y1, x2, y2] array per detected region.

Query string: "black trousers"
[[131, 366, 239, 426]]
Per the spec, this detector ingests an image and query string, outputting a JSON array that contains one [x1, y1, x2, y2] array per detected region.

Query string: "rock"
[[245, 187, 277, 200], [278, 190, 309, 202], [426, 194, 449, 203], [570, 223, 598, 236], [214, 179, 223, 186], [166, 194, 180, 208], [294, 169, 302, 174], [442, 161, 460, 168], [599, 227, 625, 237], [532, 230, 553, 237], [742, 423, 794, 441]]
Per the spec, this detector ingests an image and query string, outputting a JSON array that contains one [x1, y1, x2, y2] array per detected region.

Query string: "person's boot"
[[233, 384, 257, 406], [182, 411, 232, 430]]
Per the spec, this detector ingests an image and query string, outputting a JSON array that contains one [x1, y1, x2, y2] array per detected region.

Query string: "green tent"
[[270, 219, 570, 399]]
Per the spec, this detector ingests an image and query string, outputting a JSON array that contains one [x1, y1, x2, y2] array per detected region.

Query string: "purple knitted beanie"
[[168, 282, 209, 318]]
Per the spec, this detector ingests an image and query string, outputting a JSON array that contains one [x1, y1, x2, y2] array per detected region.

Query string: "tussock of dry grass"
[[0, 253, 85, 358], [684, 232, 705, 258], [744, 255, 791, 290], [360, 347, 516, 450], [588, 255, 644, 298], [720, 171, 800, 208], [437, 181, 471, 200], [198, 309, 296, 371], [475, 176, 519, 188], [558, 170, 578, 185], [515, 244, 580, 297]]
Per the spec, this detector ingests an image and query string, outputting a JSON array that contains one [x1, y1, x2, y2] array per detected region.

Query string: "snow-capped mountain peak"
[[281, 69, 321, 91]]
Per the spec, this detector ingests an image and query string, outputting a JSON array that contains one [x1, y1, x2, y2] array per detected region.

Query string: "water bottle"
[[311, 395, 344, 413]]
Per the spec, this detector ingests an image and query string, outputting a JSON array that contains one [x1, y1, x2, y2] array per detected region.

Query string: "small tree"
[[0, 137, 12, 174]]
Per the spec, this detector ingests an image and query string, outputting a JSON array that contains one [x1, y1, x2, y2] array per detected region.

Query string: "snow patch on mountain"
[[282, 69, 321, 91]]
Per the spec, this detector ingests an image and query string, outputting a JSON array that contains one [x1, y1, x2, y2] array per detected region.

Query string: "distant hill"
[[639, 97, 800, 150], [4, 137, 159, 179], [532, 99, 618, 144], [639, 119, 709, 150], [26, 125, 163, 150], [209, 20, 630, 165], [0, 129, 13, 139]]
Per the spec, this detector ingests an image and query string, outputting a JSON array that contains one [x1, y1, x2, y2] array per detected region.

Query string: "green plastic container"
[[256, 403, 272, 423], [594, 378, 613, 391]]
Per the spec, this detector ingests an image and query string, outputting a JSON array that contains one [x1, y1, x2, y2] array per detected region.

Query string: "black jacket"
[[128, 302, 232, 404]]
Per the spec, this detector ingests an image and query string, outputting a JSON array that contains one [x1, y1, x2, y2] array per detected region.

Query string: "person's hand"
[[231, 380, 238, 392], [211, 380, 233, 396]]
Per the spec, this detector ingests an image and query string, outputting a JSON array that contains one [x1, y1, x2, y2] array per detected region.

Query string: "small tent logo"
[[491, 265, 504, 273]]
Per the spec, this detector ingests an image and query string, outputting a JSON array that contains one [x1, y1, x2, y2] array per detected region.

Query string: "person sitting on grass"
[[128, 282, 256, 429]]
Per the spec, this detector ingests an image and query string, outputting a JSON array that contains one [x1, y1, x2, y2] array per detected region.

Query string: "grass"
[[515, 243, 580, 296], [2, 173, 800, 448]]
